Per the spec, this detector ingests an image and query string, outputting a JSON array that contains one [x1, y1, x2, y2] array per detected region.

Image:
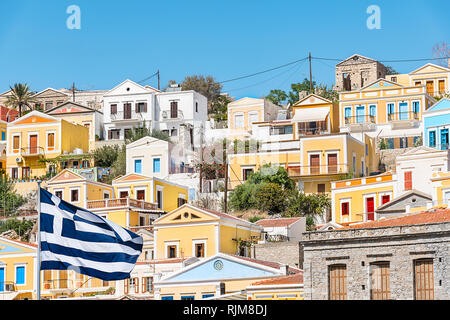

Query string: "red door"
[[366, 197, 375, 221]]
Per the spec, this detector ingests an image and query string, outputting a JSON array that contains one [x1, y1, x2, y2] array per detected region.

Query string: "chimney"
[[280, 264, 289, 275]]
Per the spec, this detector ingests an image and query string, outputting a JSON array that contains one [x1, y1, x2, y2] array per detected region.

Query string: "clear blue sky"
[[0, 0, 448, 100]]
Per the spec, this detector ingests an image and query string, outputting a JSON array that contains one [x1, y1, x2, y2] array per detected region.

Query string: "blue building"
[[423, 98, 450, 150]]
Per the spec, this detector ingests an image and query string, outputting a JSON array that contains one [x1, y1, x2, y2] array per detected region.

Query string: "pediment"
[[46, 101, 95, 114], [11, 111, 58, 126], [0, 238, 35, 254], [154, 204, 219, 225], [33, 88, 69, 99], [409, 63, 450, 75], [112, 173, 152, 184], [361, 78, 403, 91], [104, 79, 153, 96], [47, 169, 86, 184], [336, 54, 377, 66], [293, 94, 332, 107]]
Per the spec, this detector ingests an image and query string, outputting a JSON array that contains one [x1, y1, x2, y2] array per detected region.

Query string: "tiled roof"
[[201, 208, 256, 225], [0, 237, 38, 248], [136, 258, 186, 265], [230, 255, 301, 275], [250, 273, 303, 286], [340, 208, 450, 230], [256, 218, 301, 227]]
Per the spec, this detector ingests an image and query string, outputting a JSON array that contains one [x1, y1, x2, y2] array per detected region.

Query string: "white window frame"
[[54, 188, 64, 200], [117, 187, 131, 198], [307, 151, 321, 175], [164, 241, 180, 259], [368, 103, 377, 123], [339, 198, 351, 223], [12, 133, 21, 152], [27, 131, 39, 153], [343, 105, 352, 125], [386, 101, 396, 121], [363, 193, 377, 222], [234, 112, 244, 129], [378, 191, 393, 207], [69, 187, 81, 204], [14, 263, 27, 286], [156, 185, 164, 210], [192, 239, 207, 259], [103, 190, 111, 199], [134, 158, 143, 174], [248, 111, 259, 127], [135, 186, 147, 201], [325, 150, 339, 174], [152, 157, 161, 173]]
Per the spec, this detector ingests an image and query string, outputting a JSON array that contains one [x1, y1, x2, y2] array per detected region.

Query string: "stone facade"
[[301, 222, 450, 300], [335, 54, 387, 92], [252, 241, 302, 269]]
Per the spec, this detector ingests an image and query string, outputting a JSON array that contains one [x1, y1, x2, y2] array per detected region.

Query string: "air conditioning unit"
[[16, 157, 22, 163], [5, 284, 14, 291]]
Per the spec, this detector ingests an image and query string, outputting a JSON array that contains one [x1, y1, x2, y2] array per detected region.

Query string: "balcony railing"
[[344, 115, 376, 125], [288, 163, 349, 176], [297, 121, 327, 136], [20, 146, 45, 157], [87, 197, 159, 211], [387, 112, 419, 121], [110, 111, 145, 121], [161, 110, 184, 120], [42, 279, 73, 290]]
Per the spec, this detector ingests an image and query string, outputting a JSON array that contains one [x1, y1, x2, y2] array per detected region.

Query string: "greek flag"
[[39, 188, 143, 281]]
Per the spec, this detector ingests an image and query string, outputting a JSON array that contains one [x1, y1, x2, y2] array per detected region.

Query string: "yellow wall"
[[219, 224, 260, 256], [229, 105, 263, 131], [154, 179, 189, 213], [0, 252, 35, 294], [249, 289, 304, 300]]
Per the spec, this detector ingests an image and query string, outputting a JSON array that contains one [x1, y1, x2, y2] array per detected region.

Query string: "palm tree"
[[5, 83, 37, 117]]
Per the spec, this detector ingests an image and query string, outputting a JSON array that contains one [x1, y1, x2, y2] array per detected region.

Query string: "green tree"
[[254, 183, 288, 214], [210, 94, 231, 123], [385, 65, 399, 75], [247, 164, 295, 191], [229, 182, 261, 212], [124, 123, 171, 144], [0, 175, 26, 217], [180, 75, 222, 114], [92, 145, 120, 168], [287, 79, 315, 105], [266, 89, 288, 106], [0, 218, 34, 241], [283, 191, 331, 230], [5, 83, 37, 117]]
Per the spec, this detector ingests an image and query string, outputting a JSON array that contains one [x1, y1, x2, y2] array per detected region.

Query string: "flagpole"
[[36, 181, 41, 300]]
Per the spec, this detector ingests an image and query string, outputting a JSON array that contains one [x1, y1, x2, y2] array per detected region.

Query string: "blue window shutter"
[[134, 160, 142, 174], [1, 132, 5, 141], [16, 266, 25, 285], [429, 131, 436, 147], [153, 158, 160, 173], [161, 296, 173, 300]]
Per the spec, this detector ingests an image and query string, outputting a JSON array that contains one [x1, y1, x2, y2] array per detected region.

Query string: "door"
[[370, 262, 391, 300], [22, 167, 30, 179], [0, 267, 4, 292], [404, 171, 413, 191], [29, 134, 38, 154], [438, 80, 445, 94], [414, 259, 434, 300], [136, 190, 145, 201], [59, 270, 68, 289], [441, 129, 449, 150], [366, 197, 375, 221], [327, 153, 337, 173], [399, 103, 408, 120], [310, 154, 320, 174], [124, 103, 132, 119]]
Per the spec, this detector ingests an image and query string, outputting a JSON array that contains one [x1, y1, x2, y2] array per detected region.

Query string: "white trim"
[[339, 198, 351, 223], [69, 186, 81, 204], [14, 263, 27, 286], [192, 239, 207, 259], [164, 241, 180, 259], [362, 193, 377, 222]]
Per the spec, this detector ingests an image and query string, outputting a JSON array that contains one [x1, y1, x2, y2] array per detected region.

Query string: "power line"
[[218, 57, 309, 84], [312, 56, 450, 63], [137, 71, 159, 84]]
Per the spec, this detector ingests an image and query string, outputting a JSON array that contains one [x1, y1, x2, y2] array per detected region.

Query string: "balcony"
[[42, 279, 73, 292], [20, 146, 45, 157], [297, 121, 328, 136], [344, 115, 376, 132], [388, 112, 420, 129], [110, 111, 145, 122], [87, 197, 160, 212], [161, 110, 184, 121], [0, 281, 16, 292], [287, 163, 349, 177]]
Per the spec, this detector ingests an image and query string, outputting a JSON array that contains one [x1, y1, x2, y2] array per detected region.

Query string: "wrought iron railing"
[[20, 146, 45, 156], [387, 112, 420, 121], [288, 163, 349, 176], [0, 281, 16, 292], [87, 197, 158, 210], [344, 115, 376, 125]]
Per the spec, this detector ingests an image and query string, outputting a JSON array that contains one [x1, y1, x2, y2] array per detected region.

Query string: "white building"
[[256, 217, 306, 242], [102, 80, 208, 150]]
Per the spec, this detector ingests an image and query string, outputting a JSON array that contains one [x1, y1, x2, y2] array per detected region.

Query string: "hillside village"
[[0, 54, 449, 300]]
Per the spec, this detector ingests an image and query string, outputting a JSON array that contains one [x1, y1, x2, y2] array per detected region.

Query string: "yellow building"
[[386, 63, 450, 98], [331, 172, 396, 224], [86, 173, 188, 229], [6, 111, 90, 180], [339, 78, 436, 149], [45, 101, 104, 152], [154, 253, 300, 300], [0, 237, 37, 300], [46, 169, 114, 209], [246, 273, 304, 300], [431, 172, 450, 208], [0, 118, 7, 171], [153, 204, 263, 260]]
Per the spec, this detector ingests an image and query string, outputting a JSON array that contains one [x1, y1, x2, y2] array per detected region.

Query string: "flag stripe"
[[41, 241, 137, 263]]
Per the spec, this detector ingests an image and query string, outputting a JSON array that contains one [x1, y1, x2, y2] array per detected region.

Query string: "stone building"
[[301, 208, 450, 300], [335, 54, 387, 92]]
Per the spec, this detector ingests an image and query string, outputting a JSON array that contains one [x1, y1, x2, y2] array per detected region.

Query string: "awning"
[[292, 107, 329, 122]]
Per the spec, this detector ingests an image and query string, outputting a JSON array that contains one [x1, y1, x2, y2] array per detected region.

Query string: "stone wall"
[[301, 222, 450, 300], [252, 241, 302, 269], [335, 56, 386, 92]]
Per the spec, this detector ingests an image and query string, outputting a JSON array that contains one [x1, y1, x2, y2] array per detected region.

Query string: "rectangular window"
[[328, 264, 347, 300], [310, 154, 320, 174], [356, 106, 365, 123], [11, 168, 18, 179], [381, 195, 390, 205], [156, 190, 163, 209], [46, 132, 55, 148], [170, 101, 178, 118], [234, 114, 244, 129], [195, 243, 205, 258], [15, 266, 25, 285], [1, 131, 5, 141], [387, 103, 395, 121], [369, 105, 376, 121], [248, 112, 259, 126], [136, 102, 147, 113], [13, 135, 20, 150], [412, 101, 420, 118], [136, 190, 145, 201], [177, 197, 186, 207], [108, 129, 120, 140], [399, 137, 408, 148], [428, 130, 436, 148], [119, 191, 129, 198], [22, 167, 30, 179], [143, 277, 153, 293], [71, 189, 79, 202], [161, 296, 173, 300], [123, 103, 132, 119], [317, 184, 325, 194], [153, 158, 161, 173], [341, 202, 349, 216], [55, 191, 63, 199], [404, 171, 412, 191], [387, 138, 394, 149], [414, 259, 434, 300], [344, 107, 351, 124], [366, 197, 375, 221], [168, 245, 177, 258], [242, 168, 254, 181], [134, 159, 142, 174], [181, 296, 195, 300], [110, 104, 117, 114], [352, 156, 356, 173], [370, 262, 391, 300], [202, 294, 214, 299], [327, 153, 338, 174], [438, 80, 445, 94]]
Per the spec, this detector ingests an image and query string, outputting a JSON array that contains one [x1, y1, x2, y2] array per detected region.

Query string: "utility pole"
[[72, 82, 75, 102], [309, 52, 313, 93], [224, 160, 228, 213], [157, 70, 160, 91]]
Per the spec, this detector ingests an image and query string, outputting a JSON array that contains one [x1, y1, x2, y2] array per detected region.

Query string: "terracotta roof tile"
[[230, 255, 301, 274], [256, 218, 301, 227], [250, 273, 303, 286], [340, 208, 450, 230]]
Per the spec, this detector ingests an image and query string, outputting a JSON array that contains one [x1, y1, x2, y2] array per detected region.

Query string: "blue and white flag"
[[39, 188, 143, 281]]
